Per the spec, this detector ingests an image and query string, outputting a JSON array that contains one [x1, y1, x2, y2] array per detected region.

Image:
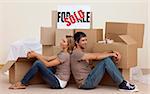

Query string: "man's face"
[[77, 37, 87, 49]]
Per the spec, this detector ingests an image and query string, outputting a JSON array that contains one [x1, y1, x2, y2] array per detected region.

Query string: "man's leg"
[[104, 58, 137, 91], [80, 60, 106, 89], [21, 60, 60, 89], [80, 57, 124, 89], [104, 57, 124, 85]]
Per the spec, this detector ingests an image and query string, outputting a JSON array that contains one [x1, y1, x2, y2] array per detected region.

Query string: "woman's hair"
[[66, 35, 75, 54]]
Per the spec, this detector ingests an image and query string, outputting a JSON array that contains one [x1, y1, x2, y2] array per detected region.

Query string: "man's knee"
[[103, 57, 114, 64]]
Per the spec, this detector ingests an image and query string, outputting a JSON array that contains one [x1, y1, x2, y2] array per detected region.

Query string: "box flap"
[[16, 57, 37, 62], [119, 35, 137, 45], [1, 60, 15, 72]]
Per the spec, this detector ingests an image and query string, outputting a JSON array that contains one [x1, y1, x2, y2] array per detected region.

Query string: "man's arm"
[[80, 51, 119, 62]]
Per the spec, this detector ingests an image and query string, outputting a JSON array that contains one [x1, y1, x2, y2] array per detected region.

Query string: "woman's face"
[[60, 37, 68, 49]]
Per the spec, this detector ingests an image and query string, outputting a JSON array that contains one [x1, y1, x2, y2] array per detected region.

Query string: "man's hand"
[[27, 51, 38, 59], [111, 51, 121, 63]]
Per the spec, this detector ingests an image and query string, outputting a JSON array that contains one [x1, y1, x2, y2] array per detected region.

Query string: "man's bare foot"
[[9, 82, 26, 89]]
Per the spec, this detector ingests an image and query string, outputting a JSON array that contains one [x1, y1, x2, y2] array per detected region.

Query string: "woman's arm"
[[27, 51, 61, 67], [44, 56, 57, 61]]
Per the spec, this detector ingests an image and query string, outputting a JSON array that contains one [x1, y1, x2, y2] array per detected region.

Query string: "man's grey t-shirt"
[[55, 51, 70, 81], [71, 49, 91, 88]]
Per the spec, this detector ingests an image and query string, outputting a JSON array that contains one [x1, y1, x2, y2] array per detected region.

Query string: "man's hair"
[[74, 32, 86, 43]]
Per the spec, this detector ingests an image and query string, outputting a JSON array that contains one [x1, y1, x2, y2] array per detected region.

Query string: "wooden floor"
[[0, 66, 150, 94], [0, 70, 150, 94]]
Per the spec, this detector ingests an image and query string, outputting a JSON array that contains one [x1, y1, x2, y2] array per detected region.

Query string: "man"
[[71, 32, 137, 92]]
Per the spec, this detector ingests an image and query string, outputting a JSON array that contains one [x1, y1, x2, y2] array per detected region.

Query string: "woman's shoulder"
[[58, 51, 70, 57]]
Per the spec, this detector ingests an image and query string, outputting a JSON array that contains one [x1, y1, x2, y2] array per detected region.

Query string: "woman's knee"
[[33, 60, 43, 66]]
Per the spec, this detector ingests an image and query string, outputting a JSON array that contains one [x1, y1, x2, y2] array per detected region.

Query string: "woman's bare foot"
[[9, 82, 26, 89]]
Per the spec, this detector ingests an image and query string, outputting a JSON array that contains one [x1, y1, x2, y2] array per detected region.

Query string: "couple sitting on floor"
[[9, 31, 137, 92]]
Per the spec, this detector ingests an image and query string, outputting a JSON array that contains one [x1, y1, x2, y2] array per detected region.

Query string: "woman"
[[9, 35, 74, 89]]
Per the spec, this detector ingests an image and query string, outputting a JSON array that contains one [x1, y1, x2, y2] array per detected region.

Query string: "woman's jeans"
[[21, 60, 61, 89]]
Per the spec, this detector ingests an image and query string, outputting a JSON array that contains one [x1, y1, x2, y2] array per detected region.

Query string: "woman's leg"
[[21, 60, 61, 89]]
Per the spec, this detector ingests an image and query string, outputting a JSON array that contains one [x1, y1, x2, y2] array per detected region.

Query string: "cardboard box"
[[40, 27, 55, 45], [9, 57, 44, 84], [55, 29, 74, 46], [106, 22, 144, 48], [52, 11, 57, 28], [75, 29, 103, 52], [106, 33, 123, 43], [1, 60, 15, 73], [53, 46, 61, 56], [42, 45, 61, 56], [92, 35, 137, 69], [90, 12, 93, 29], [42, 45, 53, 56]]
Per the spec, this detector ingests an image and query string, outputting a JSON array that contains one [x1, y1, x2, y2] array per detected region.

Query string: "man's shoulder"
[[72, 49, 84, 54]]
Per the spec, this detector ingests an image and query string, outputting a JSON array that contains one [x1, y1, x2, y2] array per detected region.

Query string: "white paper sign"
[[57, 5, 91, 29]]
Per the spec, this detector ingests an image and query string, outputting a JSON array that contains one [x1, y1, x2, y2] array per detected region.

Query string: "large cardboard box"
[[55, 29, 74, 46], [106, 22, 144, 48], [90, 12, 93, 29], [40, 27, 55, 45], [75, 29, 103, 52], [92, 35, 137, 69], [9, 57, 44, 84]]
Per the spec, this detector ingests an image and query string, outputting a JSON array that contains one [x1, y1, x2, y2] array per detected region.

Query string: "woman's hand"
[[27, 51, 38, 59]]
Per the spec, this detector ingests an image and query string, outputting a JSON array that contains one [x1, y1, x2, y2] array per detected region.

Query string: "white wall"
[[0, 0, 149, 68], [148, 0, 150, 67]]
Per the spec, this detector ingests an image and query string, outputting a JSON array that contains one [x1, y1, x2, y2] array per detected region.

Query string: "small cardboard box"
[[9, 57, 44, 84], [75, 29, 103, 52], [40, 27, 55, 45], [106, 22, 144, 48], [92, 35, 137, 69], [55, 29, 74, 46]]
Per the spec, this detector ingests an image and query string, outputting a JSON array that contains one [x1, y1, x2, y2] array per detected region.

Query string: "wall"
[[148, 0, 150, 67], [0, 0, 149, 68]]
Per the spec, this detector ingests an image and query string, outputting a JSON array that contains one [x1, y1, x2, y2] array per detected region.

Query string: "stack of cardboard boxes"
[[93, 22, 144, 85], [9, 11, 144, 86]]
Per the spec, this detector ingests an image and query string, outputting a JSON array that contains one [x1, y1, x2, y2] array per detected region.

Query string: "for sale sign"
[[57, 5, 91, 29]]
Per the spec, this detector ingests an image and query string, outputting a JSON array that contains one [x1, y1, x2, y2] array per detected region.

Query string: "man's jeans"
[[80, 57, 124, 89], [21, 60, 61, 89]]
